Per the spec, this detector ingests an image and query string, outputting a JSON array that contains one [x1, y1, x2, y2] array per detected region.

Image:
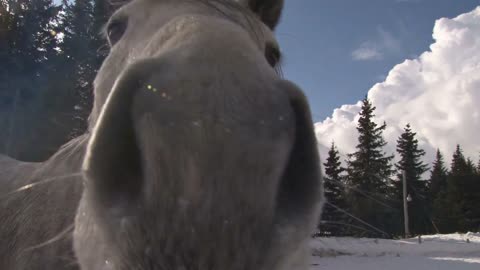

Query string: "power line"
[[325, 201, 391, 238], [326, 178, 399, 211]]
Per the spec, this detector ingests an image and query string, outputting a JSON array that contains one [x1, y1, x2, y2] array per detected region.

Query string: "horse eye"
[[107, 19, 128, 46], [265, 43, 280, 67]]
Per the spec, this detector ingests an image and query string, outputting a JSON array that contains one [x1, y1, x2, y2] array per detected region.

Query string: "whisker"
[[63, 257, 80, 269], [0, 172, 82, 199], [22, 223, 75, 252]]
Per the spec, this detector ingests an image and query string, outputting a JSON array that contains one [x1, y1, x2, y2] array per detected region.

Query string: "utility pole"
[[403, 170, 410, 238]]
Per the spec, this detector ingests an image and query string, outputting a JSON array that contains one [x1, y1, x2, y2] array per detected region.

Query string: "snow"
[[310, 233, 480, 270]]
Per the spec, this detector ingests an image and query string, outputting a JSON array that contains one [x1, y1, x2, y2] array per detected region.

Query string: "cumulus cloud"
[[352, 27, 402, 61], [317, 6, 480, 167]]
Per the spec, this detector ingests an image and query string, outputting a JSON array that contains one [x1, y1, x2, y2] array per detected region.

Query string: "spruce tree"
[[477, 155, 480, 175], [429, 149, 449, 233], [92, 0, 114, 65], [451, 145, 470, 175], [60, 0, 96, 137], [394, 124, 429, 235], [447, 145, 469, 231], [58, 0, 111, 138], [438, 145, 479, 232], [464, 156, 480, 228], [0, 0, 62, 160], [0, 0, 112, 160], [346, 97, 394, 237], [466, 158, 477, 175], [318, 142, 347, 236], [429, 149, 448, 199]]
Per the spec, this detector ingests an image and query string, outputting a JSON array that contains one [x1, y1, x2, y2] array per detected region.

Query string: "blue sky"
[[276, 0, 480, 121]]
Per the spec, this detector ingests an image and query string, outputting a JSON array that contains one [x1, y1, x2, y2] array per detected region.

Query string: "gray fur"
[[0, 0, 323, 269], [0, 136, 87, 269]]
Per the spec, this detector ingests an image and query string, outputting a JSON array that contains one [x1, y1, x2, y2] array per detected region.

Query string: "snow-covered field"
[[310, 233, 480, 270]]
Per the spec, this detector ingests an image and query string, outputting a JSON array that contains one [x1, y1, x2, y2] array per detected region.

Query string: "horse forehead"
[[122, 0, 276, 47], [137, 16, 261, 61]]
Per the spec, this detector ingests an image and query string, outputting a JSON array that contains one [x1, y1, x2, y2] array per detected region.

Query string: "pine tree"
[[60, 0, 96, 136], [91, 0, 114, 65], [58, 0, 110, 138], [0, 0, 111, 160], [450, 145, 470, 176], [429, 150, 448, 199], [345, 97, 394, 237], [477, 155, 480, 175], [0, 0, 62, 160], [318, 142, 347, 236], [438, 145, 480, 232], [428, 149, 449, 233], [394, 124, 429, 235], [446, 145, 469, 232], [466, 158, 477, 175]]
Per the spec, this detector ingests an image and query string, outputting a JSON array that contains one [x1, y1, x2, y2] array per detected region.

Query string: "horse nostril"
[[84, 64, 146, 203]]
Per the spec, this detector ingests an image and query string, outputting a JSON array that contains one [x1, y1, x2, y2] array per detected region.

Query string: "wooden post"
[[403, 170, 410, 238]]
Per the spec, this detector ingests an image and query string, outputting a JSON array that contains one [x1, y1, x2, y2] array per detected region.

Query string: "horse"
[[0, 0, 323, 269]]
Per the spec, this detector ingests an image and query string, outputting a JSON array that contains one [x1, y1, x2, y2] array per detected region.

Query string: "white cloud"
[[317, 6, 480, 168], [352, 44, 383, 60], [352, 27, 402, 61]]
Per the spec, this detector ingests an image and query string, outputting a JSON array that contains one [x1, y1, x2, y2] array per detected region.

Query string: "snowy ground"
[[310, 233, 480, 270]]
